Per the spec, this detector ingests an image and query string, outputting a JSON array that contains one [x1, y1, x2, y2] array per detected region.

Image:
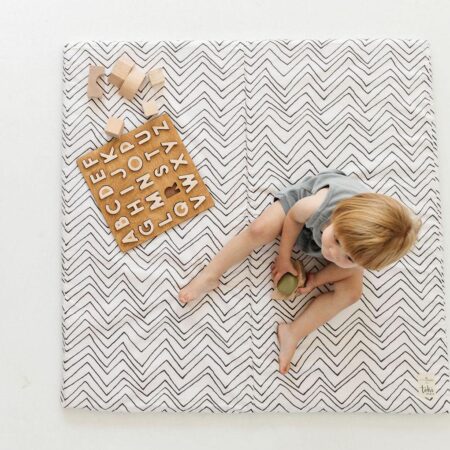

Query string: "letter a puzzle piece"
[[77, 113, 215, 252]]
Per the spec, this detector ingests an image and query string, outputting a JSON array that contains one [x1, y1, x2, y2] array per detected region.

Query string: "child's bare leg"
[[179, 201, 286, 303], [278, 266, 364, 374], [312, 261, 361, 287]]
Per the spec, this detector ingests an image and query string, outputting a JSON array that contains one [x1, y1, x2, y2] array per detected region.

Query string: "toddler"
[[178, 168, 422, 374]]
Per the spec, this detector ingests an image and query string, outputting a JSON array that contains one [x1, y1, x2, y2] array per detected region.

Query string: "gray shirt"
[[273, 169, 372, 257]]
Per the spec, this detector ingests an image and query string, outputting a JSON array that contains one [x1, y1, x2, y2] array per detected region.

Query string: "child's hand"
[[271, 256, 298, 285], [296, 272, 316, 294]]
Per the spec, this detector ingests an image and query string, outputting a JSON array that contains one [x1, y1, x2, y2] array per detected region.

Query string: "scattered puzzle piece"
[[148, 68, 165, 87], [77, 113, 215, 251], [105, 117, 124, 138], [109, 54, 135, 88], [87, 65, 105, 98]]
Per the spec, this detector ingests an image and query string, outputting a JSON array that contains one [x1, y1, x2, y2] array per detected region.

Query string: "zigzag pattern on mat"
[[60, 39, 450, 413]]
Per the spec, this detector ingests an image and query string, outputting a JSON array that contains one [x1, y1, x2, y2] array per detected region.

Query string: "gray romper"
[[273, 169, 372, 257]]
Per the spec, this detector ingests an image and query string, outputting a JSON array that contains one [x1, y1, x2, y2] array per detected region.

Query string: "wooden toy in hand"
[[272, 259, 307, 301]]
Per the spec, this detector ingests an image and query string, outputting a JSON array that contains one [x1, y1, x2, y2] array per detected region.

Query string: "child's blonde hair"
[[331, 193, 422, 271]]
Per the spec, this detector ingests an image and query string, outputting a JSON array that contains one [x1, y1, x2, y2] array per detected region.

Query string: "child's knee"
[[334, 270, 364, 303], [248, 219, 272, 242]]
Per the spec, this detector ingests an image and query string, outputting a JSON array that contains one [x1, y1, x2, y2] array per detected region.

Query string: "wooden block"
[[87, 65, 105, 98], [105, 117, 124, 138], [119, 66, 146, 100], [108, 54, 135, 88], [77, 113, 215, 252], [271, 259, 307, 301], [148, 68, 165, 87], [142, 100, 159, 117]]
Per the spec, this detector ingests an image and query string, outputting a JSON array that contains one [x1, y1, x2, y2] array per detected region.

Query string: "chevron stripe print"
[[61, 39, 450, 413]]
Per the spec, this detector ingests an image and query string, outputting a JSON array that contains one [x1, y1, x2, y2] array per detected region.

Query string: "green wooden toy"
[[277, 272, 298, 296], [272, 259, 307, 301]]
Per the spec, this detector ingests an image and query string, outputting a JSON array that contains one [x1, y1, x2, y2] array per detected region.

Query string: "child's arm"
[[278, 210, 304, 261], [278, 195, 318, 261], [273, 196, 319, 284]]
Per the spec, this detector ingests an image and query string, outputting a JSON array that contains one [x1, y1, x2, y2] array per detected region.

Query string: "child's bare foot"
[[277, 322, 299, 374], [178, 270, 219, 304]]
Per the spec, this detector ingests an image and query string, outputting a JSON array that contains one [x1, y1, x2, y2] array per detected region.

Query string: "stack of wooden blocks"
[[87, 54, 166, 138]]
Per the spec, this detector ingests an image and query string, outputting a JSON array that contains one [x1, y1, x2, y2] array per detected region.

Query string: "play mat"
[[60, 39, 450, 413]]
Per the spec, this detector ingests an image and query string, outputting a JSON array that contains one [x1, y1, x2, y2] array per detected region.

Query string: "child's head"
[[328, 193, 422, 271]]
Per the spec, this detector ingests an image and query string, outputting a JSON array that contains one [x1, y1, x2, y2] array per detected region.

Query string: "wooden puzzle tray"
[[77, 114, 214, 251], [61, 39, 450, 413]]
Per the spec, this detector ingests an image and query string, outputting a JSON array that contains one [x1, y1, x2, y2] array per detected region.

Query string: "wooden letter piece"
[[115, 216, 130, 231], [109, 54, 135, 88], [122, 230, 138, 244], [105, 117, 124, 138], [119, 66, 146, 100], [174, 201, 189, 217], [148, 68, 165, 87], [87, 65, 105, 98]]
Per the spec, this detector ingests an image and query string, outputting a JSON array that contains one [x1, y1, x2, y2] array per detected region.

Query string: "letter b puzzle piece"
[[77, 113, 215, 252]]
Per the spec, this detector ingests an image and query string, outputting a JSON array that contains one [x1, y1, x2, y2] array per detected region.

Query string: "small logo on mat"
[[417, 373, 436, 401]]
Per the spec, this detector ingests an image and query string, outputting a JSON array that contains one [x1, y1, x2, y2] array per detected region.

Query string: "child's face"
[[321, 223, 360, 269]]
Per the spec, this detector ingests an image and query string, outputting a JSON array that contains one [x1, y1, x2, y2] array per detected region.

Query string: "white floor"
[[1, 0, 450, 449]]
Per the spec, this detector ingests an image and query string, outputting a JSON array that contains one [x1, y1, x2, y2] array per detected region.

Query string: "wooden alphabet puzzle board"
[[77, 114, 215, 251]]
